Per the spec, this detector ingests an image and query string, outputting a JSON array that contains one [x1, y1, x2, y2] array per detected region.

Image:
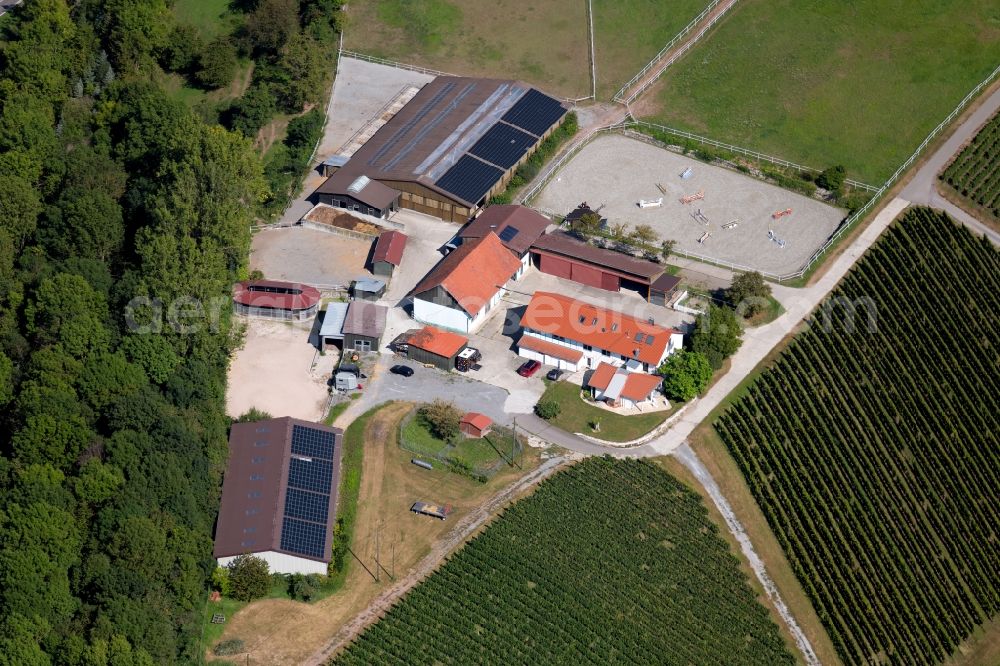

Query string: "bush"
[[816, 165, 847, 193], [691, 304, 743, 370], [727, 271, 772, 318], [287, 572, 317, 601], [227, 554, 271, 601], [197, 38, 239, 89], [213, 638, 245, 656], [534, 399, 561, 420], [418, 400, 462, 441], [211, 566, 232, 596], [659, 350, 713, 401], [225, 85, 277, 138], [285, 108, 325, 152]]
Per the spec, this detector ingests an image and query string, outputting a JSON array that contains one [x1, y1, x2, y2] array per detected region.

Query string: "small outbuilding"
[[649, 273, 682, 307], [586, 363, 664, 409], [460, 412, 492, 438], [233, 280, 321, 321], [319, 302, 350, 352], [314, 173, 401, 220], [371, 230, 407, 277], [342, 301, 387, 353], [405, 325, 468, 372], [352, 278, 386, 301]]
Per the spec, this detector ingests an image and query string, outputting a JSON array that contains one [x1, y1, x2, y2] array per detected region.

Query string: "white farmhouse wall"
[[413, 298, 473, 333], [217, 551, 327, 575]]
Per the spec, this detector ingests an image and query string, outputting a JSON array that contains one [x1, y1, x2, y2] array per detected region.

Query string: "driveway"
[[901, 84, 1000, 246]]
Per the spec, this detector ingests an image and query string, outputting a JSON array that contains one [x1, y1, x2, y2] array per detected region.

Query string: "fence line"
[[626, 122, 879, 192], [587, 0, 597, 100], [338, 49, 456, 78]]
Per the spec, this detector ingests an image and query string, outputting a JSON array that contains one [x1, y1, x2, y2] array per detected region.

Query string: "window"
[[241, 540, 255, 548], [250, 474, 263, 481], [245, 508, 259, 516], [552, 334, 563, 341], [354, 340, 371, 352], [601, 349, 610, 357], [583, 345, 592, 351], [243, 527, 256, 534], [254, 440, 268, 447], [251, 456, 265, 464], [611, 323, 618, 332], [255, 427, 269, 433], [248, 491, 261, 499]]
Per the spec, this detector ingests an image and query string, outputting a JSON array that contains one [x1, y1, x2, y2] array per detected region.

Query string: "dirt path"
[[303, 454, 571, 665]]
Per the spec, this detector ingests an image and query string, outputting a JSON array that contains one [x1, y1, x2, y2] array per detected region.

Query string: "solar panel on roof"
[[501, 89, 566, 137], [280, 517, 326, 558], [287, 457, 333, 494], [291, 425, 335, 460], [498, 226, 520, 243], [284, 487, 330, 524], [469, 123, 536, 169], [435, 155, 504, 205]]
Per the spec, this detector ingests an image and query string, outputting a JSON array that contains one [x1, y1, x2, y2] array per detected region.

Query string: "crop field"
[[333, 457, 795, 664], [642, 0, 1000, 183], [941, 109, 1000, 222], [715, 208, 1000, 665]]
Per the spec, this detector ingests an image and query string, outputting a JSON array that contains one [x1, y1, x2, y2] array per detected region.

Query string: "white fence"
[[338, 49, 456, 78]]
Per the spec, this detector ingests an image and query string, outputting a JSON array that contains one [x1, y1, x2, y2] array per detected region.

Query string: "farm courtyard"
[[533, 133, 845, 275]]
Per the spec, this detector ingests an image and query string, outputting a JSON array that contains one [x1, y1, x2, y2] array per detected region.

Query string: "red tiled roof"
[[461, 412, 492, 431], [518, 334, 585, 363], [411, 232, 521, 316], [586, 362, 617, 391], [233, 280, 321, 311], [458, 205, 551, 255], [586, 362, 662, 402], [407, 326, 468, 358], [373, 230, 407, 266], [521, 292, 676, 366]]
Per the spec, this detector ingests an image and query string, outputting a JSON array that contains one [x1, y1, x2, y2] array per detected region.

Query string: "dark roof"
[[214, 418, 344, 563], [530, 231, 665, 281], [342, 301, 387, 339], [411, 232, 521, 316], [458, 205, 551, 256], [372, 230, 407, 266], [233, 280, 321, 311], [315, 172, 400, 209], [651, 273, 681, 293], [313, 77, 568, 208]]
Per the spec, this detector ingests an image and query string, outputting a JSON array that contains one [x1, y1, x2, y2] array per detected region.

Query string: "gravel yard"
[[250, 226, 373, 288], [533, 134, 846, 276]]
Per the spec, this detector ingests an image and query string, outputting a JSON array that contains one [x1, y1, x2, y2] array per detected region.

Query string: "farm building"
[[586, 362, 664, 409], [405, 325, 469, 371], [314, 77, 568, 222], [530, 231, 678, 302], [318, 302, 350, 352], [313, 173, 401, 219], [233, 280, 321, 321], [460, 412, 493, 438], [518, 291, 683, 373], [371, 230, 408, 277], [342, 301, 387, 353], [352, 277, 386, 301], [411, 232, 521, 334], [458, 204, 551, 279], [214, 417, 343, 575]]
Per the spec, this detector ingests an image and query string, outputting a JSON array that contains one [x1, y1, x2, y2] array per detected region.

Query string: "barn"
[[214, 417, 343, 575], [314, 77, 569, 223], [342, 301, 387, 353], [457, 204, 551, 279], [371, 230, 407, 277], [405, 326, 469, 372]]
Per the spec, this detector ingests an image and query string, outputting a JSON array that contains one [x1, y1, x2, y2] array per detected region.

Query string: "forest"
[[0, 1, 338, 663], [333, 457, 795, 665], [716, 209, 1000, 665]]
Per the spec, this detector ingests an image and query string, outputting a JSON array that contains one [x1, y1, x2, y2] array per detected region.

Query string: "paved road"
[[901, 85, 1000, 246]]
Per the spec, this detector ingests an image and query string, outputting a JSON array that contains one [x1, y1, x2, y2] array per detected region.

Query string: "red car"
[[516, 360, 542, 377]]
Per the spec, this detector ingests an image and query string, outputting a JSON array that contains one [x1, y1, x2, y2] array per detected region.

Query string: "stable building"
[[518, 291, 683, 373], [342, 301, 387, 353], [233, 280, 321, 321], [371, 230, 407, 277], [352, 278, 386, 301], [314, 77, 568, 222], [318, 302, 350, 352], [587, 362, 664, 409], [457, 204, 551, 279], [411, 232, 521, 334], [214, 418, 343, 575], [405, 325, 469, 372]]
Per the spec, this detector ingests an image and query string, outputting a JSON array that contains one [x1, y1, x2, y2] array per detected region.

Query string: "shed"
[[315, 172, 401, 219], [405, 326, 468, 372], [371, 230, 408, 277], [460, 412, 492, 438], [352, 278, 386, 301], [649, 273, 682, 307], [342, 301, 387, 353], [319, 302, 350, 352], [320, 154, 349, 177]]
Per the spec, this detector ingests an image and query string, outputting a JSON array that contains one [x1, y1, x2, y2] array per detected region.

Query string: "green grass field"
[[643, 0, 1000, 183], [334, 458, 795, 664], [592, 0, 711, 98], [172, 0, 238, 41], [539, 380, 674, 442]]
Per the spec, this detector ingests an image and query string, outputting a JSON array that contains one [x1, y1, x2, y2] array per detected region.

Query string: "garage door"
[[569, 262, 603, 288], [539, 254, 572, 279]]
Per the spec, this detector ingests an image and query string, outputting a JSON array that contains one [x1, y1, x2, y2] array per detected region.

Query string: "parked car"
[[546, 368, 563, 381], [516, 360, 542, 377], [390, 365, 414, 377]]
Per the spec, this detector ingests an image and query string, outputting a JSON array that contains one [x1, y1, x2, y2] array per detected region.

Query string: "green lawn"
[[201, 578, 288, 655], [173, 0, 238, 41], [539, 380, 674, 442], [592, 0, 712, 99], [401, 413, 508, 471], [644, 0, 1000, 183]]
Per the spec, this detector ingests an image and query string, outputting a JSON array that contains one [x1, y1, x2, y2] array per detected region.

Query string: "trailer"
[[637, 197, 663, 208], [411, 501, 452, 520]]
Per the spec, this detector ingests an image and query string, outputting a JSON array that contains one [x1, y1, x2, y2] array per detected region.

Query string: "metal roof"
[[319, 302, 350, 339], [353, 277, 386, 293]]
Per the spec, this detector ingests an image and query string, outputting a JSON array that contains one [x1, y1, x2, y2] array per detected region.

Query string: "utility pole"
[[374, 521, 381, 582]]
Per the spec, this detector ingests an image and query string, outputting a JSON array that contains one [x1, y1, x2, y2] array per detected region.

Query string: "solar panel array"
[[435, 155, 504, 206], [469, 123, 536, 169], [502, 89, 567, 137], [498, 226, 520, 243], [280, 425, 337, 559]]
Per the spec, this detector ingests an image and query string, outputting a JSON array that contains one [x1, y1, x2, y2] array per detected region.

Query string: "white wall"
[[518, 346, 580, 372], [218, 551, 328, 576], [414, 298, 473, 333], [521, 329, 683, 372]]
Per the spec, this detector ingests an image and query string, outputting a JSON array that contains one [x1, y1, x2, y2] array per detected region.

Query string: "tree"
[[630, 224, 659, 246], [244, 0, 299, 54], [25, 273, 110, 359], [227, 554, 271, 601], [273, 32, 326, 112], [161, 24, 203, 73], [816, 165, 847, 194], [211, 567, 232, 596], [227, 85, 277, 138], [659, 351, 713, 401], [534, 399, 561, 420], [419, 400, 462, 441], [571, 212, 602, 237], [287, 573, 317, 601], [660, 239, 677, 261], [691, 304, 743, 370], [120, 334, 180, 384], [727, 271, 773, 318], [236, 407, 272, 422], [197, 38, 239, 89], [285, 108, 325, 153]]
